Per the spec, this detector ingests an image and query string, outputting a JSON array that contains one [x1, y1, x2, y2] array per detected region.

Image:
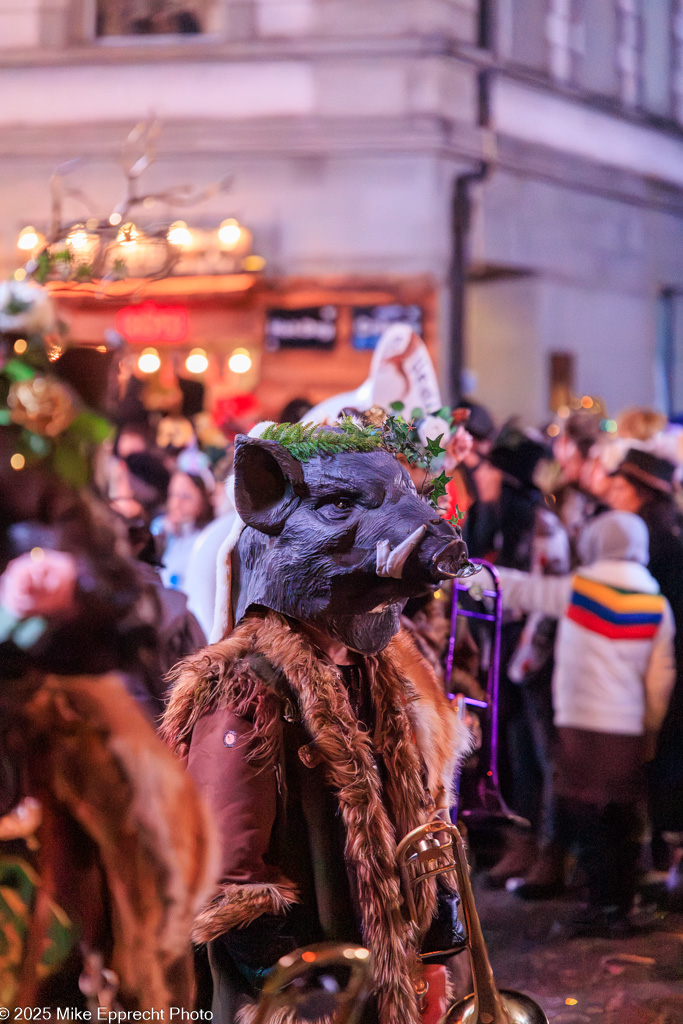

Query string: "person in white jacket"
[[496, 510, 676, 934]]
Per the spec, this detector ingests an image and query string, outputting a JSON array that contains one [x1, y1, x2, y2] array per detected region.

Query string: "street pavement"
[[474, 883, 683, 1023]]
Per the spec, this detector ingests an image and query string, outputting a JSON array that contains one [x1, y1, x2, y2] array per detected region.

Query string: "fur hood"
[[163, 612, 472, 1024]]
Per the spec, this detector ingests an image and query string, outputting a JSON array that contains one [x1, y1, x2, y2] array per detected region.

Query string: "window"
[[581, 0, 620, 97], [95, 0, 215, 37], [641, 0, 674, 116], [656, 289, 683, 417]]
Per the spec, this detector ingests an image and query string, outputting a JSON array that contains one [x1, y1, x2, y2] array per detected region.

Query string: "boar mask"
[[231, 434, 471, 655]]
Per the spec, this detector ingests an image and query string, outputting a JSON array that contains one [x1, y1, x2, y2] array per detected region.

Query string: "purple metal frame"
[[445, 559, 526, 825]]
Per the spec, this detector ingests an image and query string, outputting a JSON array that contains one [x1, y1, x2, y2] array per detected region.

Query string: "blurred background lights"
[[218, 218, 242, 248], [66, 225, 89, 250], [116, 222, 138, 246], [109, 212, 122, 226], [242, 254, 266, 272], [547, 423, 561, 437], [17, 226, 40, 251], [228, 348, 252, 374], [30, 547, 44, 562], [13, 339, 27, 354], [167, 220, 192, 249], [10, 453, 25, 470], [185, 348, 209, 374], [138, 347, 161, 374], [581, 395, 594, 408], [13, 269, 27, 281], [601, 418, 618, 433]]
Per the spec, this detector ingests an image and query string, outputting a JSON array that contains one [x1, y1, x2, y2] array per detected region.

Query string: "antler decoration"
[[27, 118, 234, 293]]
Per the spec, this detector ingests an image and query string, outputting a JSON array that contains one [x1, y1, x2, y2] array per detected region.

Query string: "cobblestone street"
[[476, 884, 683, 1024]]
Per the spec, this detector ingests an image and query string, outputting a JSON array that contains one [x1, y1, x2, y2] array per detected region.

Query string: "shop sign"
[[351, 304, 422, 351], [265, 306, 337, 351], [115, 301, 189, 345]]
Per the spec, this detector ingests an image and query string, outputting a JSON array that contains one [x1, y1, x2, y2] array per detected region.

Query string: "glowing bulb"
[[10, 453, 25, 470], [138, 347, 161, 374], [109, 212, 122, 226], [547, 423, 560, 437], [228, 348, 252, 374], [565, 998, 578, 1006], [301, 952, 317, 963], [581, 395, 593, 409], [354, 948, 370, 960], [13, 339, 27, 354], [218, 218, 242, 249], [242, 254, 266, 272], [66, 225, 89, 250], [30, 547, 44, 563], [167, 220, 193, 249], [117, 222, 138, 246], [14, 268, 27, 281], [17, 226, 40, 251], [185, 348, 209, 374]]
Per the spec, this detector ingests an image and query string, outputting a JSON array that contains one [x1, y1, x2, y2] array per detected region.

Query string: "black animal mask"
[[232, 435, 471, 654]]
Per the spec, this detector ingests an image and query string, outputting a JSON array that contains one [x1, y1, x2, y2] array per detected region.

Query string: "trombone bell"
[[251, 943, 373, 1024], [396, 821, 548, 1024]]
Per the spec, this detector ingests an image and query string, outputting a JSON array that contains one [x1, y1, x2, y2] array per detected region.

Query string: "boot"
[[484, 831, 538, 889], [508, 842, 566, 900]]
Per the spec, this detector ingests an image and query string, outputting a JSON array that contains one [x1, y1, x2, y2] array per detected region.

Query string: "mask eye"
[[333, 497, 353, 510]]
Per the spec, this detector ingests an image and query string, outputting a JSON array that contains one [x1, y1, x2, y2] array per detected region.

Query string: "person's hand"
[[0, 550, 78, 619]]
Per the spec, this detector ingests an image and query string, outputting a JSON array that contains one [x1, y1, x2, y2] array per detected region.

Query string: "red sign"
[[115, 301, 189, 345]]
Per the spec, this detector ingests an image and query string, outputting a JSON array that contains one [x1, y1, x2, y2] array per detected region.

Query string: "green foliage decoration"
[[262, 409, 461, 513]]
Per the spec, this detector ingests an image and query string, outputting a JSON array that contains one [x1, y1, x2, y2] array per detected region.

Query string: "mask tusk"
[[376, 524, 427, 579]]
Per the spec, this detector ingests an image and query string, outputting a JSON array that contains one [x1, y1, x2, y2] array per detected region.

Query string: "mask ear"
[[234, 436, 306, 535]]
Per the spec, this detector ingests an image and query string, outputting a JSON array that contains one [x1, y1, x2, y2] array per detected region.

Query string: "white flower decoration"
[[0, 280, 57, 335]]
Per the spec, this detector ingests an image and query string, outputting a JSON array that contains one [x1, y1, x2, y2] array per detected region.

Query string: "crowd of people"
[[99, 385, 683, 941], [2, 285, 683, 1012], [448, 407, 683, 936]]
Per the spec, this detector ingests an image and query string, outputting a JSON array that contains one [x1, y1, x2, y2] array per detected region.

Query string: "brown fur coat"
[[2, 672, 216, 1010], [163, 611, 472, 1024]]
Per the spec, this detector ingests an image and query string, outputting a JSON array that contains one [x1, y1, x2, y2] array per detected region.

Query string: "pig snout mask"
[[230, 434, 473, 654]]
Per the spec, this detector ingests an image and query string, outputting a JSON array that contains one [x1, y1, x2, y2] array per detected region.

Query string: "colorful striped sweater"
[[498, 560, 675, 736]]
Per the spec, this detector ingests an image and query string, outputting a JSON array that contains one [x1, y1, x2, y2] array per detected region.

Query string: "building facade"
[[0, 0, 682, 421]]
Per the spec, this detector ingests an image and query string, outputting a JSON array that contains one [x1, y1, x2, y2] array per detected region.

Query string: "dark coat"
[[162, 611, 471, 1024], [639, 498, 683, 830]]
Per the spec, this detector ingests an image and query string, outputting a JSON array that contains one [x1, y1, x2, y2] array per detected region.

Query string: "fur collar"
[[164, 612, 471, 1024]]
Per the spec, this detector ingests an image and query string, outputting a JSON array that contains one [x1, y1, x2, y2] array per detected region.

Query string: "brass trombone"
[[251, 942, 373, 1024], [396, 820, 548, 1024]]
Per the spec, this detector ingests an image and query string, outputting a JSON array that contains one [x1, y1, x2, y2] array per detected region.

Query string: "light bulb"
[[218, 218, 242, 249], [242, 255, 266, 272], [228, 348, 252, 374], [138, 347, 161, 374], [185, 348, 209, 374], [109, 212, 123, 226], [167, 220, 193, 249], [13, 339, 27, 354], [66, 225, 89, 250], [117, 222, 138, 246], [10, 453, 25, 470], [17, 226, 40, 251]]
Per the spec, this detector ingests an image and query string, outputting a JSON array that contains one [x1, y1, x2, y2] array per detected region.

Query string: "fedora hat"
[[614, 447, 676, 495]]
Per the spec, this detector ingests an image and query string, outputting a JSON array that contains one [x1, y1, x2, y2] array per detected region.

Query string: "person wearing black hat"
[[465, 423, 563, 885], [609, 448, 683, 876]]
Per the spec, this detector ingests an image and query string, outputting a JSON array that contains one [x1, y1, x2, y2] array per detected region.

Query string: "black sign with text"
[[351, 304, 423, 351], [265, 306, 338, 351]]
